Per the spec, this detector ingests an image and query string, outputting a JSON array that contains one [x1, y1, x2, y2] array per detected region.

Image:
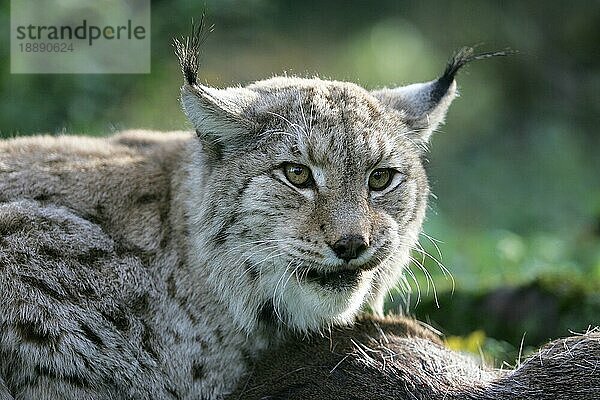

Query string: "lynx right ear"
[[174, 18, 258, 158], [180, 83, 257, 144], [372, 47, 511, 144]]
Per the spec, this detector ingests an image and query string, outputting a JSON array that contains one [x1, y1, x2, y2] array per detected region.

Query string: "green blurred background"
[[1, 0, 599, 365]]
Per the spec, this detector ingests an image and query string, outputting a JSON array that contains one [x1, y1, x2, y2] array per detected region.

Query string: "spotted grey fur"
[[1, 26, 505, 399]]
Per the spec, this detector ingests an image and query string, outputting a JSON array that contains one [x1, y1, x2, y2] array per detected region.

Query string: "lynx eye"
[[283, 163, 313, 188], [368, 168, 394, 191]]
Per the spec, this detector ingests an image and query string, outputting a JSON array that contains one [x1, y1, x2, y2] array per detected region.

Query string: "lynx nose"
[[332, 235, 368, 262]]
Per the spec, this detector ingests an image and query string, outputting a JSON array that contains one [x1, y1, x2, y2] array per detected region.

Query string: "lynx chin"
[[0, 24, 505, 399]]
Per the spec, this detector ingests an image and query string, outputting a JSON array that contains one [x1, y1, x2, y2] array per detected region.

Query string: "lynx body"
[[0, 41, 476, 398]]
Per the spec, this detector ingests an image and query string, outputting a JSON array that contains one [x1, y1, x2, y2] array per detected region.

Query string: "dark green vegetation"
[[1, 0, 598, 364]]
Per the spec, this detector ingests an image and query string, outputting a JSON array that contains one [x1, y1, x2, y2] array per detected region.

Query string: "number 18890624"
[[19, 42, 74, 52]]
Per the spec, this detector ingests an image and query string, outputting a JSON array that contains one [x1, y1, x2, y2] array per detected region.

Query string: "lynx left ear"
[[372, 47, 511, 144]]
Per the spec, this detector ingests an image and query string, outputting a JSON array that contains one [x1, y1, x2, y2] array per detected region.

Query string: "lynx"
[[1, 23, 506, 399]]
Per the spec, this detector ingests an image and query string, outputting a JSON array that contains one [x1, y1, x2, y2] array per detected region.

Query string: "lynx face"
[[178, 42, 471, 332], [193, 79, 431, 330]]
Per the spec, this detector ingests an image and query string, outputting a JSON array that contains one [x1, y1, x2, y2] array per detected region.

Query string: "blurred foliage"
[[1, 0, 598, 359], [445, 329, 537, 369], [394, 275, 600, 365], [445, 329, 486, 355]]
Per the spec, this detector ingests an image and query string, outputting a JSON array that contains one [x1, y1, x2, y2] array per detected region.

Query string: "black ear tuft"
[[173, 14, 215, 86], [372, 46, 515, 145], [432, 46, 516, 102]]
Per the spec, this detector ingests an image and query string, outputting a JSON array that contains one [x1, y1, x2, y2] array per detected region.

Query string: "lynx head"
[[175, 27, 502, 333]]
